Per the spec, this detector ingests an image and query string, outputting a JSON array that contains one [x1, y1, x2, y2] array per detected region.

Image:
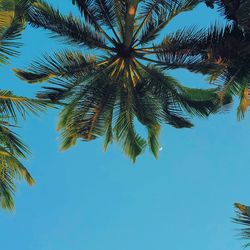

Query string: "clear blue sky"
[[0, 1, 249, 250]]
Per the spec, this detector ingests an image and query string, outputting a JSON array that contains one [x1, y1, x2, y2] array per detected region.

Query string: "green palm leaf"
[[0, 90, 50, 122], [234, 203, 250, 248], [27, 0, 108, 49], [0, 144, 35, 210], [14, 50, 97, 83], [0, 0, 27, 64], [135, 0, 199, 46]]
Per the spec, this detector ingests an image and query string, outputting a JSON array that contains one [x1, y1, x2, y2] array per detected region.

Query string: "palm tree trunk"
[[124, 0, 140, 49]]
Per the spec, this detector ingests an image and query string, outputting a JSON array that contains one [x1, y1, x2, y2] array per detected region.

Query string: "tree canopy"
[[15, 0, 232, 162]]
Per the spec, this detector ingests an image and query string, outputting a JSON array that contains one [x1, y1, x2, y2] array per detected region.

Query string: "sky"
[[0, 1, 250, 250]]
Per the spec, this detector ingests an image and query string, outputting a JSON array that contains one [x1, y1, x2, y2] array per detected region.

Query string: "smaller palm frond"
[[27, 0, 109, 50], [73, 0, 119, 33], [0, 0, 35, 64], [0, 19, 23, 64], [155, 27, 205, 54], [233, 202, 250, 248], [0, 90, 51, 122], [115, 86, 147, 162], [0, 122, 30, 158], [237, 82, 250, 120], [135, 0, 199, 46], [0, 90, 50, 210], [14, 50, 97, 83], [0, 142, 35, 210], [0, 113, 36, 210], [0, 0, 31, 64]]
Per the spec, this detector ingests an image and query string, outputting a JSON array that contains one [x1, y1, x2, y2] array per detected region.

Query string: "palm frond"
[[14, 50, 97, 83], [233, 203, 250, 247], [0, 0, 28, 64], [0, 165, 15, 210], [131, 78, 162, 157], [73, 0, 117, 29], [0, 123, 30, 158], [237, 83, 250, 120], [0, 144, 35, 210], [0, 90, 50, 122], [136, 0, 199, 45], [154, 25, 230, 75], [115, 86, 146, 162], [55, 70, 117, 151], [155, 27, 205, 56], [27, 0, 108, 49], [0, 0, 15, 28], [139, 65, 230, 117]]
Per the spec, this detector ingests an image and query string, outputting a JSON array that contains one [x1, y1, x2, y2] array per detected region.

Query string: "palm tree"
[[15, 0, 231, 162], [156, 0, 250, 119], [204, 0, 250, 119], [234, 203, 250, 248], [0, 0, 49, 210]]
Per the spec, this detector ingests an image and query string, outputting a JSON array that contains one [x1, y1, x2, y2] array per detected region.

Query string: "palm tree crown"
[[204, 0, 250, 119], [15, 0, 231, 162]]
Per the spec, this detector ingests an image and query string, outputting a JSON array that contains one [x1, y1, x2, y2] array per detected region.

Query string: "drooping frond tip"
[[233, 202, 250, 247], [235, 203, 250, 217]]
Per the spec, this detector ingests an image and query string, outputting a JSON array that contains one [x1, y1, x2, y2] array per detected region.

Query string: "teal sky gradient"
[[0, 1, 249, 250]]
